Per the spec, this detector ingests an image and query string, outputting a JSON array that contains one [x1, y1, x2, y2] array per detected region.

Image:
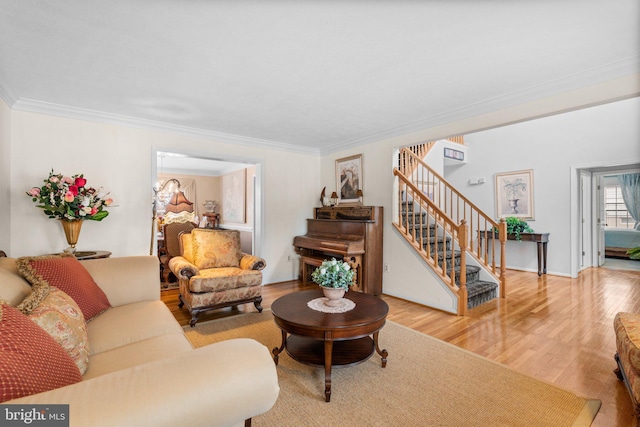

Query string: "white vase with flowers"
[[311, 258, 355, 307]]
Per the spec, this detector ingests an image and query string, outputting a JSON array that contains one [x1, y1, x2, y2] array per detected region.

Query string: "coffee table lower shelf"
[[285, 335, 375, 367]]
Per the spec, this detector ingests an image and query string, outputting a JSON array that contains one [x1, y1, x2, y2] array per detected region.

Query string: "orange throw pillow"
[[0, 301, 82, 402], [17, 254, 111, 321]]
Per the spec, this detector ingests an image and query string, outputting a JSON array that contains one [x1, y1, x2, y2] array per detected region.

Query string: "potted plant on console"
[[492, 216, 534, 241], [504, 216, 534, 241], [311, 258, 355, 307]]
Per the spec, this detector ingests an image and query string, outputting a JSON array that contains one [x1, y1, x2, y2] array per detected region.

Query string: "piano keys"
[[293, 206, 383, 295]]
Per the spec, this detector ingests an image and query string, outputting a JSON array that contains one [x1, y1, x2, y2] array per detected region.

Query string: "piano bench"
[[301, 255, 326, 285]]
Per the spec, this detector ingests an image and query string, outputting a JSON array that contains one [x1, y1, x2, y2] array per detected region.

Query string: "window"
[[604, 185, 634, 229]]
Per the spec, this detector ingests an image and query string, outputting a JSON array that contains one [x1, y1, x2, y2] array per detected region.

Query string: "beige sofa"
[[0, 255, 279, 427]]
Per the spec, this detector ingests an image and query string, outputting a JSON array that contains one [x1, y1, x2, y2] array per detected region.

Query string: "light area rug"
[[184, 311, 600, 427]]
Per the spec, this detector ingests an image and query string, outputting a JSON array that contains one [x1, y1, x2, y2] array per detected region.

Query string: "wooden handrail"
[[400, 136, 464, 177], [394, 146, 507, 314], [393, 169, 468, 311]]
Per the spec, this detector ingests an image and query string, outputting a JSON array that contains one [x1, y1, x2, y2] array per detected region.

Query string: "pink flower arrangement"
[[27, 170, 113, 221]]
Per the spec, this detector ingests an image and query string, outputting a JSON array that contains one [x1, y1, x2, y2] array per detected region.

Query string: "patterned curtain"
[[618, 173, 640, 230]]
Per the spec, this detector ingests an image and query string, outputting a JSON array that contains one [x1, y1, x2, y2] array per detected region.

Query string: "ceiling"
[[1, 1, 638, 155]]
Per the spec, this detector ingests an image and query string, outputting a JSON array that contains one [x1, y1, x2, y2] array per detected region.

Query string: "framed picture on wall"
[[495, 169, 534, 219], [336, 154, 363, 205], [222, 169, 246, 223]]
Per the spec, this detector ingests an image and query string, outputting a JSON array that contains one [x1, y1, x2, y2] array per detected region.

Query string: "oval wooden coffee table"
[[271, 289, 389, 402]]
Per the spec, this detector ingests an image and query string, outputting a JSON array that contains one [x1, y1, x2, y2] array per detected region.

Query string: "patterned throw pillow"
[[0, 300, 82, 402], [191, 229, 242, 269], [25, 288, 89, 375], [16, 254, 111, 321]]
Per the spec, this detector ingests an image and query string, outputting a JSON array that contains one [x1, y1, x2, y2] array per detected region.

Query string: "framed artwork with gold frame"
[[495, 169, 534, 219], [335, 154, 363, 205]]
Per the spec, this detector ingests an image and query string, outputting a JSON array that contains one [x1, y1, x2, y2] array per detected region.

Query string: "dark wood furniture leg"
[[537, 241, 543, 276], [253, 296, 263, 313], [272, 330, 287, 365], [324, 331, 333, 402], [373, 331, 388, 368], [542, 241, 548, 274]]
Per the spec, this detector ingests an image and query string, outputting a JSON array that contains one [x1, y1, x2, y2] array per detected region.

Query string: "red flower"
[[68, 185, 79, 196], [74, 177, 87, 188]]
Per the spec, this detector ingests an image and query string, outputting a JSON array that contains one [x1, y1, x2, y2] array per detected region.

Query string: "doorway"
[[152, 149, 263, 258], [572, 162, 640, 277]]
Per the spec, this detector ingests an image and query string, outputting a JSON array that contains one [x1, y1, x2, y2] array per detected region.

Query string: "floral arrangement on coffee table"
[[311, 258, 355, 291], [27, 169, 113, 221]]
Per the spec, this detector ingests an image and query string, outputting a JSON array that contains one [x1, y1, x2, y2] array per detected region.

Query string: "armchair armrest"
[[240, 253, 267, 271], [8, 339, 280, 427], [169, 256, 199, 279]]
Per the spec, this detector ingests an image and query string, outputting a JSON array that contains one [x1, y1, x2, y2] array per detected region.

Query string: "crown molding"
[[10, 98, 321, 156], [4, 56, 639, 157], [319, 56, 640, 155]]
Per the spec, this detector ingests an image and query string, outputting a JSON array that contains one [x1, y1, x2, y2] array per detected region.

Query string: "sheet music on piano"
[[293, 206, 383, 295]]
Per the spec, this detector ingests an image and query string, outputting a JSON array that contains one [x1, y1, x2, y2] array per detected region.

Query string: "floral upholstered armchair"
[[168, 228, 266, 327]]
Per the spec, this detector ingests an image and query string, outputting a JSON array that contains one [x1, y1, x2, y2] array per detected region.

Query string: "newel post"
[[457, 220, 468, 316], [498, 218, 507, 298]]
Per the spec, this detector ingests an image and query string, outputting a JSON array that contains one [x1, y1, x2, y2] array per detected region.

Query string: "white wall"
[[445, 97, 640, 276], [0, 99, 10, 249], [6, 106, 320, 285], [320, 95, 640, 311]]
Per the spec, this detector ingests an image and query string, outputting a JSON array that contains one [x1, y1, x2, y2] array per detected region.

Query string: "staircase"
[[393, 144, 507, 315], [401, 200, 499, 310]]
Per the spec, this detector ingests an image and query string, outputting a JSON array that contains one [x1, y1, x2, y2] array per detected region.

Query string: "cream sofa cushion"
[[84, 333, 192, 380], [80, 256, 160, 307], [87, 300, 183, 355], [0, 258, 32, 307]]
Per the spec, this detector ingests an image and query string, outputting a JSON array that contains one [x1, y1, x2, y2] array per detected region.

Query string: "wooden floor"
[[161, 265, 640, 427]]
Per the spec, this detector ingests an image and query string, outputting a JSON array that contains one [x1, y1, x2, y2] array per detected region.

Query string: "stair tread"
[[397, 206, 499, 309], [466, 280, 498, 297], [452, 265, 480, 273]]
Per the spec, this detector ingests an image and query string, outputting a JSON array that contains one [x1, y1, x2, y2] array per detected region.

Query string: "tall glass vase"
[[60, 219, 83, 253]]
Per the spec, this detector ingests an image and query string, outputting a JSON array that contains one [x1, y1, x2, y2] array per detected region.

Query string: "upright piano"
[[293, 205, 383, 295]]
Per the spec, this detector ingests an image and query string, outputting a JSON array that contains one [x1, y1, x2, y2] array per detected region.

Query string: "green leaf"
[[90, 211, 109, 221]]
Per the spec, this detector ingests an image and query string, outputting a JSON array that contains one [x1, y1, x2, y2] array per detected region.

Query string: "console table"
[[478, 232, 549, 276]]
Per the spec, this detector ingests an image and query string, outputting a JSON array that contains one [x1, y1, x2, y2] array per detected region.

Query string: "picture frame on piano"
[[336, 154, 363, 206]]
